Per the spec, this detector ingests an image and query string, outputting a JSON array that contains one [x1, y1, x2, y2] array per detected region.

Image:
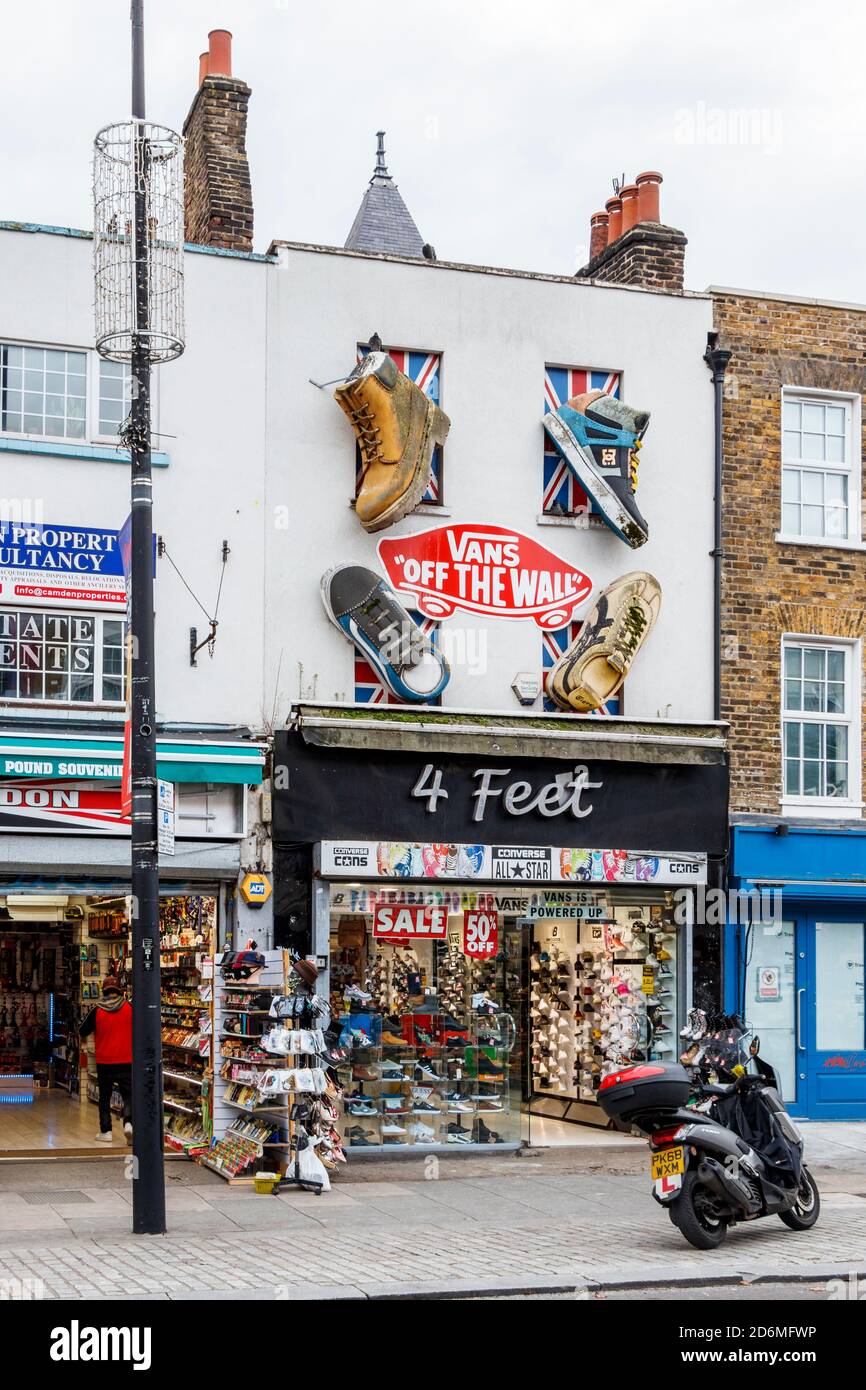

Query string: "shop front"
[[274, 704, 729, 1153], [726, 819, 866, 1120], [0, 723, 265, 1157]]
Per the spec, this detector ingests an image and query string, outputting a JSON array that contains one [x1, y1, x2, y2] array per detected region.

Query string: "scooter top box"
[[598, 1062, 692, 1121]]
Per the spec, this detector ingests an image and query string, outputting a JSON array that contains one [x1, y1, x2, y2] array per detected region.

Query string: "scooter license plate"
[[651, 1146, 684, 1181]]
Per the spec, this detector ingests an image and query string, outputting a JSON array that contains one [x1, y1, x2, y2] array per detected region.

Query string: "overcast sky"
[[2, 0, 864, 298]]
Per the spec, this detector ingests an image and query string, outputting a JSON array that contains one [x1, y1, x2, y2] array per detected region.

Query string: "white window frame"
[[0, 339, 89, 445], [776, 387, 863, 550], [0, 607, 126, 709], [780, 634, 862, 818], [0, 338, 158, 450]]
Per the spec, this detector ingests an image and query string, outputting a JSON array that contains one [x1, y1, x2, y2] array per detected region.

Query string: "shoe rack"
[[160, 896, 216, 1154], [207, 950, 344, 1188], [529, 903, 679, 1126]]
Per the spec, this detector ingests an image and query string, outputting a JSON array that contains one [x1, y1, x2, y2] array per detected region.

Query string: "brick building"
[[712, 286, 866, 1119]]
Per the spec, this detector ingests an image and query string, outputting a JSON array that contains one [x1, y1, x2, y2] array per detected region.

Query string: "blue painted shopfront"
[[726, 821, 866, 1119]]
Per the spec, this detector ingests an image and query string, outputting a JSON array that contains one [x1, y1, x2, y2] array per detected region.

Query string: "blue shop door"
[[802, 918, 866, 1118], [743, 919, 800, 1111]]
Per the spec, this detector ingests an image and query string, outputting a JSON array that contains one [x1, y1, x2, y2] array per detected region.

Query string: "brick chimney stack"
[[183, 29, 253, 252], [577, 172, 686, 293]]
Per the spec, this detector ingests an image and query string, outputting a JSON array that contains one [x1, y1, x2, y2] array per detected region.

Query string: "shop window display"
[[329, 887, 521, 1150], [529, 903, 678, 1107], [328, 883, 683, 1144]]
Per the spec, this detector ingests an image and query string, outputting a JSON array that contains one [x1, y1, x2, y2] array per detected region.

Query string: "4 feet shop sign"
[[377, 524, 592, 629]]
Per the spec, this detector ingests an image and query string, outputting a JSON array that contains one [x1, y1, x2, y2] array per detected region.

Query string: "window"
[[781, 393, 855, 541], [354, 347, 443, 506], [782, 641, 853, 800], [97, 360, 132, 437], [0, 344, 87, 440], [543, 367, 620, 516], [0, 610, 126, 704]]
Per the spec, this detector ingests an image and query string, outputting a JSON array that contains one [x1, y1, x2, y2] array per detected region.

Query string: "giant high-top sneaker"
[[542, 389, 650, 547], [321, 563, 450, 702], [547, 571, 661, 712], [335, 352, 451, 532]]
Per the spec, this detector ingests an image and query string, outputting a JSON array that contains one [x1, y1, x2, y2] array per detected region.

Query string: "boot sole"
[[359, 404, 450, 534], [542, 413, 647, 548]]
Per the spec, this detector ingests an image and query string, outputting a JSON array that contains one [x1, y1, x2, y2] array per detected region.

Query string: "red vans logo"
[[377, 524, 592, 629]]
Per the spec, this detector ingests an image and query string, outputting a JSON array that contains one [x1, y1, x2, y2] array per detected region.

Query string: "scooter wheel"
[[669, 1172, 729, 1250], [779, 1168, 820, 1231]]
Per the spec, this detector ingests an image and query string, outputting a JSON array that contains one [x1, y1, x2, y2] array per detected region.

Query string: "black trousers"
[[96, 1062, 132, 1133]]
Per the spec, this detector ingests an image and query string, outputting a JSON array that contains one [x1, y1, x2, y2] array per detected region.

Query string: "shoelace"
[[629, 438, 641, 493], [348, 398, 385, 468], [609, 593, 649, 658], [360, 595, 424, 671]]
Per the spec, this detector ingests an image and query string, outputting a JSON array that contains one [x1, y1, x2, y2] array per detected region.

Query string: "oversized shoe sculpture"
[[542, 389, 650, 548], [336, 351, 451, 533], [547, 571, 662, 713], [321, 562, 450, 703]]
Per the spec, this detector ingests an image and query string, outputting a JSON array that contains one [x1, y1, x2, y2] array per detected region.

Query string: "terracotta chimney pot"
[[208, 29, 232, 77], [605, 195, 622, 244], [589, 212, 609, 261], [198, 52, 209, 86], [619, 183, 638, 233], [636, 170, 663, 224]]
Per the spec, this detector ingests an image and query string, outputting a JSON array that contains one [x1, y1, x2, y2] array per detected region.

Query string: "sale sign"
[[373, 902, 448, 940], [463, 909, 499, 959], [377, 524, 592, 629]]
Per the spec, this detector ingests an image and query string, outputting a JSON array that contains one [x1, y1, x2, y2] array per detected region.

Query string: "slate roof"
[[344, 132, 426, 259]]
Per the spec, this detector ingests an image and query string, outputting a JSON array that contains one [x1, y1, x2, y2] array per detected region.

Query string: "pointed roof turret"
[[344, 131, 427, 258]]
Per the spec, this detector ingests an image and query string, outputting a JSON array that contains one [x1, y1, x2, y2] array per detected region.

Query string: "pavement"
[[0, 1122, 864, 1301]]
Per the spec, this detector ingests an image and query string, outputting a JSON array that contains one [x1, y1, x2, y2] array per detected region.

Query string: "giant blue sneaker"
[[542, 389, 650, 547], [321, 563, 450, 702]]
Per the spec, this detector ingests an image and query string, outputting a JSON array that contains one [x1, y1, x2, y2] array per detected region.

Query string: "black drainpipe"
[[704, 331, 732, 722]]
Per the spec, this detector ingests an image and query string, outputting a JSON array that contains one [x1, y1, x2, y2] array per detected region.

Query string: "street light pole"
[[129, 0, 165, 1236]]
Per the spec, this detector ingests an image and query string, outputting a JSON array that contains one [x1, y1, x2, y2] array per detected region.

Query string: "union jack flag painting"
[[355, 347, 443, 505], [541, 620, 622, 717], [354, 610, 442, 707], [543, 367, 620, 516]]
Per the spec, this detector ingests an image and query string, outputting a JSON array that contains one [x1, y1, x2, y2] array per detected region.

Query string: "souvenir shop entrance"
[[0, 883, 223, 1158]]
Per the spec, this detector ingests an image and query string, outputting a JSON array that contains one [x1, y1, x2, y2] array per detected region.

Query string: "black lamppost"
[[94, 0, 185, 1234]]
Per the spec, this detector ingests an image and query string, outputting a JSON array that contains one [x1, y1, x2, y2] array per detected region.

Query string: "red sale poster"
[[463, 909, 499, 959]]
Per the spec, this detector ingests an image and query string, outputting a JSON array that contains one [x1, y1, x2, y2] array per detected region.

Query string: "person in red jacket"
[[79, 978, 133, 1144]]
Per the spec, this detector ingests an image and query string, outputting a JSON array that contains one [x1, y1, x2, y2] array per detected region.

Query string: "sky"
[[1, 0, 864, 298]]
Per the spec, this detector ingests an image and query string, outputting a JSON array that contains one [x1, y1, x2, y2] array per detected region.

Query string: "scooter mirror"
[[750, 1035, 761, 1056]]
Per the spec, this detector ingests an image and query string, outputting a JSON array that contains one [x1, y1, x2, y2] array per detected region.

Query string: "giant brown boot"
[[335, 352, 450, 532]]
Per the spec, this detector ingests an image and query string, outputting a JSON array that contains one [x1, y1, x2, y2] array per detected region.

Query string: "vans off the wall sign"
[[376, 523, 592, 628]]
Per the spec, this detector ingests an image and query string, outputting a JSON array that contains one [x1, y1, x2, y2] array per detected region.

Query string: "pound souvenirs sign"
[[377, 524, 592, 629]]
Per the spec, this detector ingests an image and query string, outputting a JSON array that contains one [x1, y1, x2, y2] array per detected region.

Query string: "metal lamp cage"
[[93, 121, 185, 364]]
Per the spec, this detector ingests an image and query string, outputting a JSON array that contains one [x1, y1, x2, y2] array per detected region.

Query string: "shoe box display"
[[531, 904, 678, 1106], [330, 919, 517, 1150]]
